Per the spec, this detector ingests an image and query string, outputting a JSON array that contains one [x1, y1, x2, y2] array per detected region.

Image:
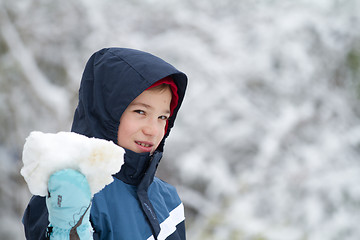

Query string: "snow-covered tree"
[[1, 0, 360, 239]]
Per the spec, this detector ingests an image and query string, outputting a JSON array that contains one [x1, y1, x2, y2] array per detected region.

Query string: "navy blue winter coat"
[[22, 48, 188, 240]]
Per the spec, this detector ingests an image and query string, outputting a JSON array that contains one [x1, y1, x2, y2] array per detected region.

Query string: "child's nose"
[[142, 120, 160, 136]]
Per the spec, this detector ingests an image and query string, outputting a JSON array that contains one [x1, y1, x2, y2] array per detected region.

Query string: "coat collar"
[[114, 149, 162, 186]]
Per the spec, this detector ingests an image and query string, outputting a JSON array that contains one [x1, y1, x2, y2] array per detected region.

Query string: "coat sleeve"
[[22, 196, 49, 240]]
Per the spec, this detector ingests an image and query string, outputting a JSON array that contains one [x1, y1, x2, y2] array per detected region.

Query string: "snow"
[[20, 131, 125, 196]]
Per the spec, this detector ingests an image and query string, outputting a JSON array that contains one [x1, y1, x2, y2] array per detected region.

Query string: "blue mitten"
[[46, 169, 93, 240]]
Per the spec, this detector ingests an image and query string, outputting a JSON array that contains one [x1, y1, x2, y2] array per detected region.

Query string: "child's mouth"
[[135, 141, 153, 148], [136, 142, 150, 147]]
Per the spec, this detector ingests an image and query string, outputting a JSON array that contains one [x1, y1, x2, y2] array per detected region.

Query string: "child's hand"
[[46, 169, 93, 240]]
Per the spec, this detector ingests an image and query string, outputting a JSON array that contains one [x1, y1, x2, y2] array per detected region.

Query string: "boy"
[[22, 47, 188, 240]]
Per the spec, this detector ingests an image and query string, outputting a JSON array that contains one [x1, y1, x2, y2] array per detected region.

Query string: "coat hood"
[[71, 48, 187, 152]]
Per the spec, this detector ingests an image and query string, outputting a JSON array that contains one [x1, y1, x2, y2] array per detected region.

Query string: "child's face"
[[117, 87, 172, 154]]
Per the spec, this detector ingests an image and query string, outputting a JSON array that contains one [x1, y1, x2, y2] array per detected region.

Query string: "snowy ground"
[[1, 0, 360, 239]]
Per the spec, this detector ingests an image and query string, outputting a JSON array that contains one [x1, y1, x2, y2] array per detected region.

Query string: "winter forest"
[[1, 0, 360, 239]]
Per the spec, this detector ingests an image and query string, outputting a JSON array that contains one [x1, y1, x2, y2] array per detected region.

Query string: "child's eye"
[[134, 110, 145, 115], [159, 115, 169, 120]]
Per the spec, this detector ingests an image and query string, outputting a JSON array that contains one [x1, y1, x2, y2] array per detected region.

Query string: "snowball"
[[20, 131, 125, 197]]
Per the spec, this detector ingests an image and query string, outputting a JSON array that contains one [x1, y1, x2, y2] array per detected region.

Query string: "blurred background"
[[1, 0, 360, 239]]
